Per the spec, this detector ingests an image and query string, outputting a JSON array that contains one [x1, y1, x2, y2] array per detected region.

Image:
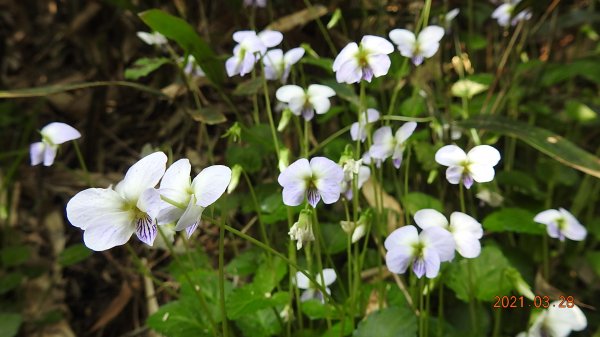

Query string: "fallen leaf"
[[266, 5, 328, 32]]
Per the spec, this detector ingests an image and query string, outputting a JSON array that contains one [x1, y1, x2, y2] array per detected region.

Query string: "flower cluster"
[[226, 30, 283, 77]]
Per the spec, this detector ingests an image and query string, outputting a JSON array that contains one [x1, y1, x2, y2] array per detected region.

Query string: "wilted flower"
[[225, 30, 283, 77], [275, 84, 336, 121], [414, 209, 483, 258], [243, 0, 266, 7], [350, 109, 380, 142], [295, 268, 337, 303], [534, 208, 587, 242], [340, 212, 370, 243], [137, 31, 167, 46], [332, 35, 394, 84], [476, 188, 504, 207], [369, 122, 417, 168], [492, 0, 532, 27], [385, 225, 455, 278], [277, 157, 344, 208], [516, 301, 587, 337], [445, 8, 460, 26], [158, 159, 231, 237], [289, 209, 314, 250], [451, 79, 488, 99], [389, 25, 445, 66], [66, 152, 167, 251], [30, 122, 81, 166], [263, 48, 305, 83], [435, 145, 501, 189]]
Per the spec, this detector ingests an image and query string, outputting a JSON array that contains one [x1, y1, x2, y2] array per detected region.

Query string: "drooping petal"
[[366, 54, 391, 77], [276, 85, 305, 103], [258, 30, 283, 48], [422, 248, 442, 278], [41, 122, 81, 144], [558, 208, 587, 241], [420, 227, 455, 262], [43, 146, 58, 166], [435, 145, 467, 166], [185, 221, 200, 238], [30, 142, 45, 166], [310, 157, 343, 204], [192, 165, 232, 207], [361, 35, 394, 54], [136, 188, 162, 220], [449, 212, 483, 238], [445, 166, 464, 184], [386, 246, 413, 274], [295, 271, 311, 289], [333, 42, 359, 71], [388, 29, 416, 58], [284, 47, 305, 65], [115, 152, 167, 202], [414, 209, 449, 230], [467, 145, 501, 166], [413, 257, 427, 278], [469, 163, 496, 183], [309, 96, 331, 115], [395, 122, 417, 143], [384, 225, 419, 251], [307, 84, 336, 98], [83, 219, 135, 251], [317, 268, 337, 286], [175, 196, 205, 231], [66, 188, 129, 230]]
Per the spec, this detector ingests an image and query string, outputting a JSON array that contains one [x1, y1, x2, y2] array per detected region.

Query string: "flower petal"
[[307, 84, 336, 98], [336, 60, 362, 84], [295, 271, 311, 289], [276, 85, 304, 103], [559, 208, 587, 241], [449, 212, 483, 238], [386, 246, 413, 274], [350, 122, 361, 141], [43, 146, 57, 166], [416, 25, 444, 58], [435, 145, 467, 166], [469, 163, 496, 183], [366, 54, 391, 77], [365, 108, 380, 123], [445, 166, 463, 184], [233, 30, 257, 43], [310, 157, 343, 204], [116, 152, 167, 201], [317, 268, 337, 286], [546, 302, 587, 334], [136, 188, 162, 220], [395, 122, 417, 143], [278, 158, 311, 186], [453, 233, 481, 258], [160, 159, 191, 192], [422, 249, 441, 278], [284, 47, 305, 65], [414, 209, 448, 230], [389, 29, 416, 58], [333, 42, 358, 71], [175, 196, 205, 231], [533, 209, 561, 225], [41, 122, 81, 144], [135, 214, 157, 246], [191, 165, 232, 207], [66, 188, 129, 230], [384, 225, 419, 251], [467, 145, 501, 166], [30, 142, 45, 166], [309, 96, 331, 115], [420, 227, 455, 262], [258, 30, 283, 48], [361, 35, 394, 54], [84, 219, 135, 251], [264, 49, 283, 67]]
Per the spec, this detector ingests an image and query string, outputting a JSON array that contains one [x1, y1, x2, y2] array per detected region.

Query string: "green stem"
[[72, 141, 92, 186], [218, 218, 229, 337], [261, 69, 281, 155], [307, 125, 351, 156], [419, 278, 425, 337]]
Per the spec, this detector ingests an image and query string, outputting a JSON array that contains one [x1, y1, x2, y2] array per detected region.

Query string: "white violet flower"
[[332, 35, 394, 84], [226, 30, 283, 77], [516, 301, 587, 337], [66, 152, 167, 251], [492, 0, 532, 27], [275, 84, 336, 121], [137, 31, 168, 46], [263, 47, 305, 83], [389, 25, 445, 66], [369, 122, 417, 169], [30, 122, 81, 166], [435, 144, 501, 189], [534, 208, 587, 242], [295, 269, 337, 303], [350, 108, 380, 142], [414, 209, 484, 258]]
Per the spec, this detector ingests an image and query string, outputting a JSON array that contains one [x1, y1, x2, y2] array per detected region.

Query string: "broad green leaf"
[[402, 192, 443, 216], [226, 286, 289, 319], [446, 246, 514, 302], [321, 223, 348, 254], [233, 77, 264, 96], [322, 80, 359, 106], [234, 307, 282, 337], [353, 307, 417, 337], [124, 57, 170, 80], [586, 251, 600, 278], [1, 246, 30, 268], [541, 59, 600, 86], [225, 249, 261, 277], [253, 258, 287, 294], [0, 313, 21, 337], [322, 321, 354, 337], [483, 208, 545, 235], [457, 116, 600, 179], [495, 171, 544, 199], [226, 144, 264, 173], [147, 300, 211, 337], [301, 57, 334, 73], [139, 9, 223, 85], [300, 300, 338, 320], [58, 244, 92, 267], [187, 107, 227, 125]]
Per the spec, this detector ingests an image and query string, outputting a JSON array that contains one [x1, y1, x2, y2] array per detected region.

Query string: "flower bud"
[[227, 164, 242, 194], [278, 148, 290, 172], [506, 268, 535, 300], [289, 209, 314, 250], [277, 108, 293, 132], [222, 122, 242, 143]]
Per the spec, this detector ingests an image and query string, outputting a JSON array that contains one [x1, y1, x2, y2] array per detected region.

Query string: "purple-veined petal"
[[135, 213, 157, 246], [284, 47, 305, 65], [413, 257, 427, 278], [420, 227, 455, 262], [116, 152, 167, 202], [192, 165, 232, 207], [384, 225, 419, 250], [295, 271, 311, 289], [467, 145, 501, 166], [309, 96, 331, 115], [450, 212, 483, 238], [361, 35, 394, 54], [30, 142, 45, 166], [310, 157, 343, 204], [389, 29, 416, 58], [422, 249, 441, 278], [386, 245, 413, 274], [367, 54, 391, 78], [414, 209, 448, 230], [136, 188, 162, 220], [84, 219, 135, 251], [185, 221, 200, 238], [463, 175, 474, 189], [469, 163, 496, 183], [258, 30, 283, 48], [435, 145, 467, 166], [333, 42, 359, 71], [306, 187, 321, 207], [307, 84, 336, 98], [66, 188, 129, 230], [41, 122, 81, 144], [276, 85, 304, 103], [43, 146, 57, 166], [445, 166, 464, 184]]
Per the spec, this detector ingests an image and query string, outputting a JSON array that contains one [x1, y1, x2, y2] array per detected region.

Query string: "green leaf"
[[483, 208, 546, 235], [1, 246, 30, 268], [321, 223, 348, 254], [456, 116, 600, 179], [58, 244, 92, 267], [139, 9, 223, 86], [147, 300, 211, 337], [321, 80, 359, 106], [300, 300, 338, 320], [321, 321, 354, 337], [401, 192, 443, 216], [0, 313, 22, 337], [495, 171, 544, 199], [124, 57, 170, 80], [253, 258, 287, 294], [301, 57, 334, 73], [225, 249, 261, 277], [226, 286, 289, 319], [446, 246, 514, 302], [586, 251, 600, 277], [233, 77, 265, 96], [187, 106, 227, 125], [353, 307, 417, 337], [0, 272, 22, 295], [234, 308, 282, 337]]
